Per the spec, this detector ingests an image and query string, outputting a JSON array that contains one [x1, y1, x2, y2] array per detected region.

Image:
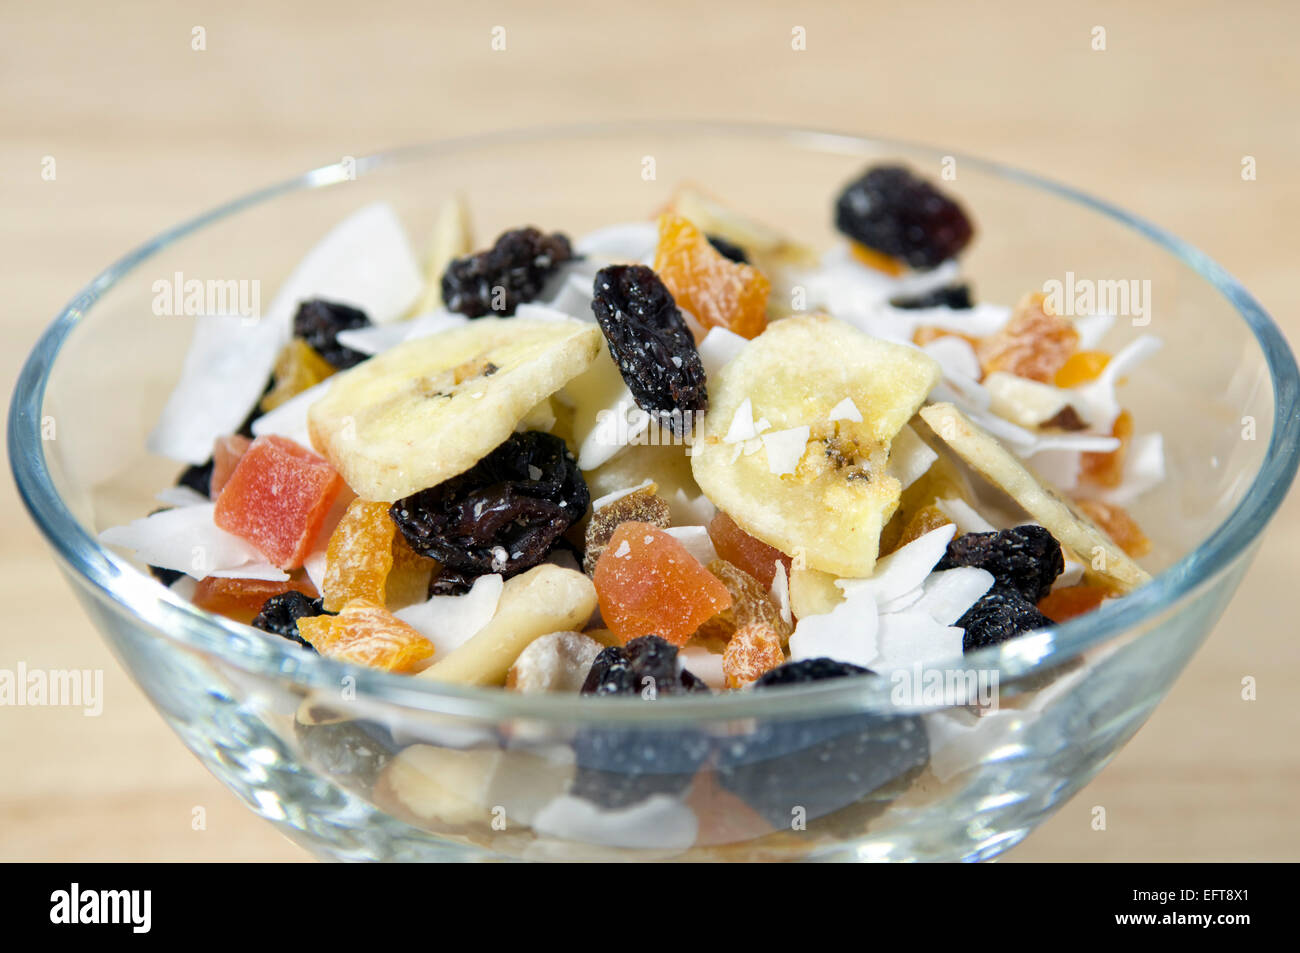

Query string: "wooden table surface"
[[2, 0, 1297, 862]]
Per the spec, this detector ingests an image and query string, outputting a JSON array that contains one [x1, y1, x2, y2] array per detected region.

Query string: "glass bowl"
[[9, 122, 1298, 862]]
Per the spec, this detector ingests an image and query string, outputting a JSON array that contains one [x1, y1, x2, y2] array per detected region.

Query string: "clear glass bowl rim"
[[8, 119, 1299, 723]]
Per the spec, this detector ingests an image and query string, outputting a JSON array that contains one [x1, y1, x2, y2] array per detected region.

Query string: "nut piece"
[[506, 631, 604, 693], [418, 564, 598, 686]]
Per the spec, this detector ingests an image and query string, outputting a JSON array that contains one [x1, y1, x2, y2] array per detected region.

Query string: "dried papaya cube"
[[297, 599, 434, 672], [193, 574, 318, 625], [977, 292, 1079, 383], [582, 484, 671, 574], [262, 339, 336, 412], [696, 559, 792, 650], [849, 242, 906, 276], [1075, 497, 1150, 557], [322, 499, 396, 611], [653, 213, 771, 340], [1079, 410, 1133, 489], [1037, 584, 1110, 624], [213, 435, 344, 569], [209, 434, 252, 498], [387, 532, 439, 610], [722, 621, 786, 689], [707, 511, 791, 589], [1054, 349, 1110, 388], [593, 521, 731, 646]]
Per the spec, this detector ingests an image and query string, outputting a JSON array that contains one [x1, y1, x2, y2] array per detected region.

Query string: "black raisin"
[[889, 283, 974, 310], [148, 564, 183, 586], [591, 264, 707, 431], [958, 585, 1053, 652], [935, 524, 1064, 603], [250, 591, 327, 650], [706, 233, 749, 264], [292, 299, 372, 370], [716, 660, 929, 829], [441, 227, 574, 318], [834, 165, 974, 270], [572, 636, 710, 809], [294, 719, 399, 789], [176, 460, 215, 498], [427, 567, 477, 598], [390, 431, 589, 579]]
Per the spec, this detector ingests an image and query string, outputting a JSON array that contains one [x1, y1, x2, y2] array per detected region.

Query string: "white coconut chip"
[[576, 382, 651, 471], [934, 497, 998, 534], [514, 302, 586, 324], [835, 523, 956, 606], [663, 526, 718, 566], [1096, 432, 1165, 505], [760, 426, 810, 476], [770, 561, 793, 627], [531, 793, 698, 850], [678, 646, 726, 690], [156, 485, 211, 508], [303, 548, 328, 594], [723, 398, 759, 443], [543, 272, 597, 320], [335, 310, 469, 356], [147, 314, 286, 465], [922, 335, 983, 383], [886, 425, 939, 491], [591, 479, 656, 511], [1067, 334, 1163, 432], [870, 610, 965, 672], [667, 488, 716, 527], [100, 503, 284, 581], [788, 592, 880, 668], [395, 573, 504, 656], [250, 377, 331, 448], [827, 397, 863, 423], [697, 327, 749, 380], [574, 221, 660, 261], [912, 567, 996, 626]]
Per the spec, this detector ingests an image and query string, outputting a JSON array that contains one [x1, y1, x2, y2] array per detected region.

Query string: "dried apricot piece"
[[582, 485, 671, 574], [386, 533, 439, 610], [193, 575, 318, 625], [1079, 410, 1133, 489], [1054, 349, 1110, 388], [722, 621, 786, 689], [593, 521, 731, 645], [322, 500, 396, 611], [849, 242, 906, 276], [696, 559, 793, 650], [1037, 584, 1110, 623], [209, 434, 252, 498], [1074, 498, 1150, 557], [707, 511, 792, 589], [653, 213, 771, 340], [262, 339, 336, 412], [977, 293, 1078, 383], [297, 599, 434, 672], [213, 435, 345, 569]]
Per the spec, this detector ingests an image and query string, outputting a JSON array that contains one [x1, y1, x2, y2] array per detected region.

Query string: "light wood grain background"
[[2, 0, 1297, 862]]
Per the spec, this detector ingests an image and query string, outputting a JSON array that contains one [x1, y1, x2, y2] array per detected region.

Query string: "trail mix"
[[104, 164, 1163, 697]]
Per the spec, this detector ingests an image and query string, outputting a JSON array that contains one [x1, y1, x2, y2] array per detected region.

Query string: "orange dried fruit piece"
[[696, 559, 792, 650], [209, 434, 252, 498], [262, 339, 336, 412], [1074, 498, 1151, 557], [1079, 409, 1133, 489], [707, 511, 792, 589], [849, 242, 906, 276], [977, 292, 1079, 383], [193, 575, 318, 625], [1037, 584, 1110, 624], [912, 326, 981, 350], [1054, 349, 1110, 388], [582, 484, 671, 574], [895, 504, 954, 551], [721, 620, 786, 689], [322, 499, 396, 611], [593, 521, 732, 646], [653, 213, 771, 340], [386, 533, 439, 610], [297, 599, 434, 672], [213, 435, 345, 569]]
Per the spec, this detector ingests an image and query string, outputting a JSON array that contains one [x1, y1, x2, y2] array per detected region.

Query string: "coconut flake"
[[760, 426, 810, 476], [156, 485, 210, 508], [836, 523, 956, 605], [923, 335, 984, 384], [591, 480, 656, 511], [827, 397, 863, 423], [886, 425, 939, 491], [770, 561, 792, 627], [871, 610, 965, 672], [667, 488, 716, 527], [99, 503, 281, 580], [678, 646, 726, 690], [698, 327, 749, 380], [723, 398, 758, 443], [396, 573, 503, 656], [250, 377, 331, 448], [1097, 432, 1166, 505], [575, 221, 660, 262], [663, 526, 717, 566], [613, 540, 631, 559], [934, 497, 997, 534], [912, 567, 995, 626], [1067, 334, 1162, 432], [788, 591, 880, 668]]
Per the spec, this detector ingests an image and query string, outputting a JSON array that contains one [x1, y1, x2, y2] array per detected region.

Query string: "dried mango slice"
[[696, 559, 793, 650], [593, 522, 732, 646], [1074, 498, 1151, 558], [977, 292, 1078, 383], [297, 599, 434, 672], [213, 435, 345, 569], [1037, 584, 1110, 623], [1079, 410, 1133, 489], [1054, 349, 1110, 388], [193, 575, 318, 625], [262, 339, 336, 412], [707, 511, 791, 589], [653, 213, 771, 340], [721, 621, 786, 689], [322, 499, 396, 612]]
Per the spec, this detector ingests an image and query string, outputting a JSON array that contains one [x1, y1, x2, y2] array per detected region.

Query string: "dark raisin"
[[292, 299, 372, 370], [706, 233, 749, 264], [239, 377, 274, 436], [590, 264, 707, 431], [250, 591, 327, 650], [176, 460, 215, 498], [441, 227, 574, 318], [889, 283, 974, 310], [958, 585, 1053, 652], [935, 524, 1064, 603], [390, 431, 589, 579], [834, 165, 974, 270], [427, 567, 477, 598], [716, 660, 928, 828], [148, 564, 183, 586], [294, 719, 399, 789], [572, 636, 710, 809]]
